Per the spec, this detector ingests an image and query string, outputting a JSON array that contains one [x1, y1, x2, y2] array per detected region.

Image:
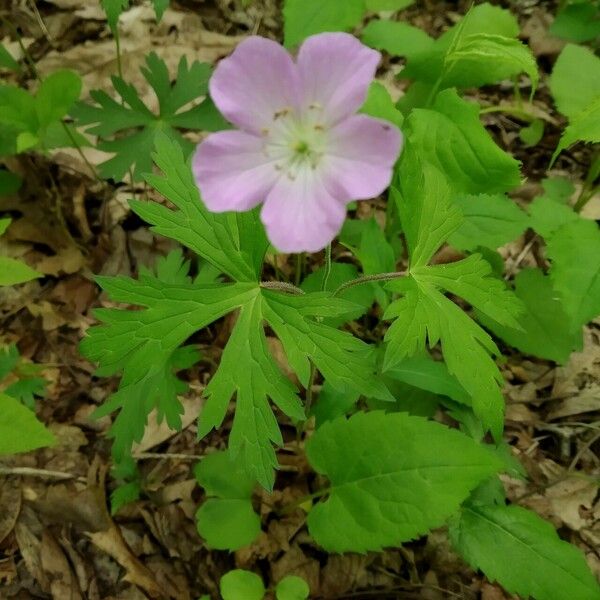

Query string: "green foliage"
[[364, 0, 414, 9], [102, 0, 169, 32], [0, 344, 47, 409], [386, 154, 523, 436], [194, 450, 261, 550], [547, 219, 600, 330], [306, 411, 503, 552], [73, 54, 226, 181], [550, 2, 600, 43], [0, 70, 82, 155], [519, 118, 545, 147], [0, 43, 19, 71], [220, 570, 265, 600], [0, 218, 41, 286], [550, 44, 600, 160], [132, 134, 266, 281], [450, 500, 600, 600], [405, 90, 521, 195], [449, 194, 530, 251], [0, 392, 55, 454], [478, 269, 583, 364], [0, 170, 22, 195], [275, 576, 310, 600], [359, 82, 404, 129], [362, 20, 434, 59]]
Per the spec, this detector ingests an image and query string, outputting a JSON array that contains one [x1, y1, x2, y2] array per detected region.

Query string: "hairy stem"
[[322, 243, 332, 291], [260, 281, 305, 295], [332, 271, 407, 297]]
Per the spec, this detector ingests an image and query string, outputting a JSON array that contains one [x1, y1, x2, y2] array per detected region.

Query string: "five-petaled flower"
[[192, 32, 403, 253]]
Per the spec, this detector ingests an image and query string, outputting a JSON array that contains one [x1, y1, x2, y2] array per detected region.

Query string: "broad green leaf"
[[550, 3, 600, 43], [306, 411, 502, 552], [311, 380, 360, 427], [519, 118, 545, 147], [444, 34, 538, 93], [220, 570, 265, 600], [528, 195, 579, 238], [547, 219, 600, 329], [449, 194, 530, 251], [134, 133, 264, 282], [0, 257, 41, 286], [365, 0, 414, 9], [276, 576, 310, 600], [151, 0, 169, 21], [194, 451, 260, 550], [478, 268, 583, 364], [401, 3, 519, 87], [450, 502, 600, 600], [385, 356, 469, 405], [0, 43, 19, 71], [362, 20, 434, 58], [283, 0, 364, 47], [553, 96, 600, 160], [394, 153, 462, 268], [550, 44, 600, 119], [406, 89, 521, 195], [73, 53, 226, 181], [0, 392, 55, 454], [35, 70, 82, 128], [359, 82, 404, 129]]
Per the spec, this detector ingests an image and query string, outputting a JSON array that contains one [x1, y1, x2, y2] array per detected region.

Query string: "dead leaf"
[[0, 476, 22, 545], [41, 530, 83, 600]]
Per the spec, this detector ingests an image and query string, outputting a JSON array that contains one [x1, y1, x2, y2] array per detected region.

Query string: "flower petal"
[[193, 130, 281, 212], [209, 36, 301, 134], [261, 166, 346, 253], [297, 33, 381, 125], [322, 115, 403, 201]]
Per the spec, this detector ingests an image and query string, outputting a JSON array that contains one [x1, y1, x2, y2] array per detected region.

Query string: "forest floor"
[[0, 0, 599, 598]]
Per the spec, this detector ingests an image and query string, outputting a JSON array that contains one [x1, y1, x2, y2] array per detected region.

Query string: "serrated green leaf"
[[0, 257, 41, 286], [221, 570, 265, 600], [0, 392, 55, 454], [134, 133, 264, 281], [550, 44, 600, 119], [306, 411, 502, 552], [444, 34, 538, 93], [406, 89, 521, 195], [151, 0, 169, 21], [449, 194, 530, 251], [384, 279, 507, 437], [283, 0, 365, 47], [547, 219, 600, 329], [519, 118, 545, 147], [478, 268, 583, 364], [73, 53, 225, 181], [362, 19, 434, 58], [394, 153, 462, 268], [450, 502, 600, 600], [276, 576, 310, 600], [528, 195, 579, 239], [311, 380, 361, 427], [553, 96, 600, 161], [413, 254, 523, 328], [194, 449, 255, 498], [101, 0, 129, 32]]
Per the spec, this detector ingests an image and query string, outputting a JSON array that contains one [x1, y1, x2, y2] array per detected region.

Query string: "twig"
[[0, 466, 86, 483]]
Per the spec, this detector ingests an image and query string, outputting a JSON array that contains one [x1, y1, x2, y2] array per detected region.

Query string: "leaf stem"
[[332, 271, 407, 297], [278, 486, 330, 515], [260, 281, 305, 295], [322, 243, 332, 291]]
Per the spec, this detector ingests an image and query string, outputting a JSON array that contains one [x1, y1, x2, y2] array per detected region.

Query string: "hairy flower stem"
[[332, 271, 407, 297], [260, 281, 305, 295], [322, 243, 332, 291]]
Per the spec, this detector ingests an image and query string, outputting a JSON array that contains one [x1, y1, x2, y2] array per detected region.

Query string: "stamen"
[[273, 108, 291, 120]]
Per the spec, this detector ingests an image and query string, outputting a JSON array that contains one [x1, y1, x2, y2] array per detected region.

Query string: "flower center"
[[262, 107, 327, 180]]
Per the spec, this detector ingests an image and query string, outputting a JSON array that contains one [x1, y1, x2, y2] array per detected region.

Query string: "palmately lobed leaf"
[[306, 411, 503, 552]]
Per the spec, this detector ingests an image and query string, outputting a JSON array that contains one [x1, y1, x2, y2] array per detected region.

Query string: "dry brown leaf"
[[0, 476, 22, 546], [271, 544, 321, 598], [41, 530, 83, 600], [545, 478, 598, 531], [14, 506, 49, 593], [548, 393, 600, 420]]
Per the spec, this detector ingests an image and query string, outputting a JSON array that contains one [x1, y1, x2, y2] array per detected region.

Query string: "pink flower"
[[192, 33, 403, 253]]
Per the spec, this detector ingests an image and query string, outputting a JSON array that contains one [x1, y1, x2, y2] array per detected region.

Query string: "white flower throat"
[[261, 104, 327, 180]]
